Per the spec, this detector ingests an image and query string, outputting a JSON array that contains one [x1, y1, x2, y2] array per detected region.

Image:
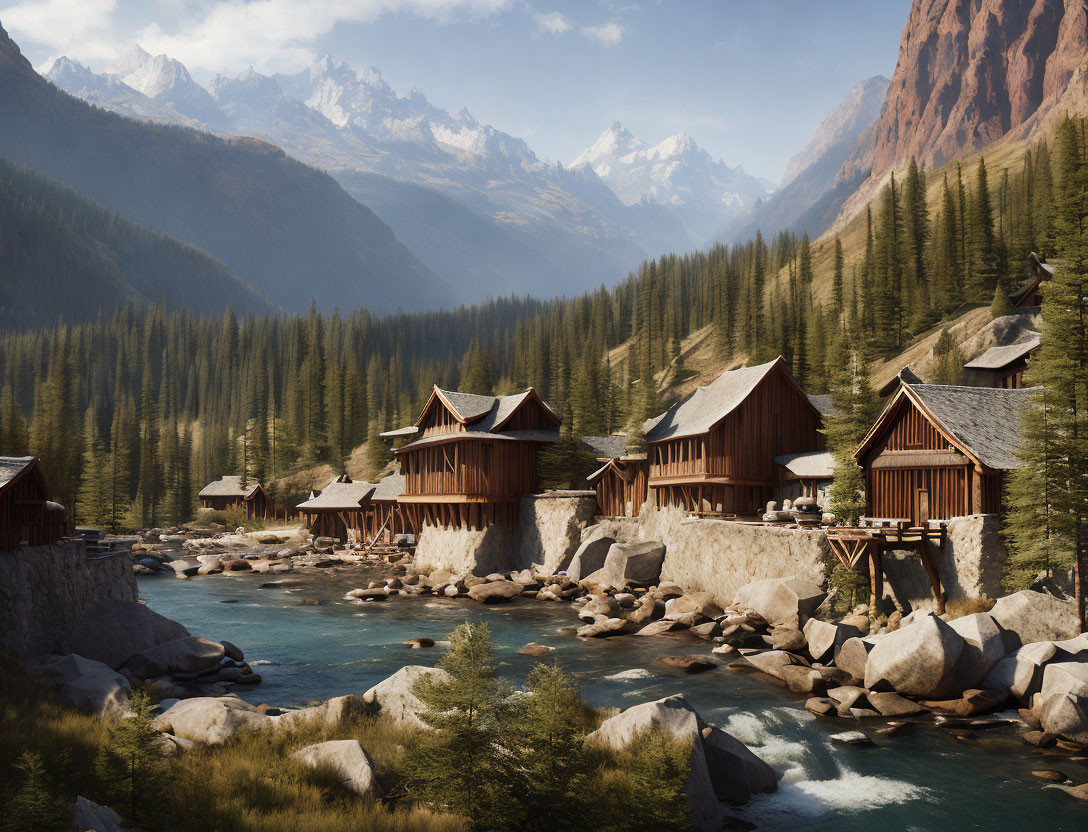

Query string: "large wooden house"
[[963, 333, 1040, 389], [854, 383, 1030, 525], [0, 456, 70, 550], [391, 387, 561, 529], [643, 357, 825, 516], [297, 475, 375, 541], [582, 435, 647, 518], [198, 476, 270, 519]]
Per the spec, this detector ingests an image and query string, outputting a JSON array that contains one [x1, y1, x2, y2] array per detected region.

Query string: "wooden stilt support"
[[868, 543, 882, 612], [916, 539, 946, 615]]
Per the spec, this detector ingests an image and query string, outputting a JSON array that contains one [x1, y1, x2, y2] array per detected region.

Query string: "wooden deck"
[[826, 519, 947, 613]]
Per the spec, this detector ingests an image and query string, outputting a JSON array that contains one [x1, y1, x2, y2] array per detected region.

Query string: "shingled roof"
[[643, 358, 815, 442], [198, 476, 262, 499], [878, 366, 923, 397], [580, 435, 629, 460], [775, 451, 834, 479], [296, 479, 374, 510], [0, 456, 35, 491], [964, 333, 1041, 370], [396, 386, 560, 452], [371, 473, 406, 501], [858, 384, 1034, 471]]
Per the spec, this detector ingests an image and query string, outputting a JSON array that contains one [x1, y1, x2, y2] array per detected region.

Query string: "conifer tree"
[[825, 330, 878, 525], [931, 327, 965, 385], [831, 236, 844, 319]]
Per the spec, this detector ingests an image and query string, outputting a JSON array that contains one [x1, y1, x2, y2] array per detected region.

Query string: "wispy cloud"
[[533, 10, 571, 34], [2, 0, 515, 73], [580, 21, 623, 47]]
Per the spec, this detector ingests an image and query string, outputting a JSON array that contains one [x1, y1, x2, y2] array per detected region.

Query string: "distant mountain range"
[[0, 23, 448, 317], [571, 123, 774, 241]]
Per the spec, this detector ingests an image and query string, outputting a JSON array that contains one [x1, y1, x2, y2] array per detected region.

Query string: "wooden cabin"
[[580, 435, 647, 518], [198, 476, 270, 519], [643, 357, 825, 517], [854, 383, 1030, 525], [775, 451, 834, 505], [0, 456, 70, 550], [297, 475, 374, 541], [963, 333, 1040, 389], [392, 387, 561, 529], [1012, 253, 1054, 307], [363, 473, 416, 545]]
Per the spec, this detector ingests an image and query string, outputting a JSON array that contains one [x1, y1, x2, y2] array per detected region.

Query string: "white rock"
[[274, 695, 365, 729], [292, 739, 379, 800], [990, 590, 1079, 644], [73, 796, 129, 832], [733, 577, 826, 629], [122, 636, 226, 678], [153, 696, 269, 744], [1039, 692, 1088, 744], [1040, 661, 1088, 701], [947, 613, 1008, 691], [361, 665, 450, 729], [864, 613, 965, 697]]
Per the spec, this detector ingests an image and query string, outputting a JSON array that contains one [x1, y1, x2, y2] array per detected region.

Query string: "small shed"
[[580, 435, 647, 518], [297, 476, 375, 541], [775, 450, 834, 505], [198, 476, 270, 519], [854, 384, 1031, 525], [363, 472, 415, 545], [1012, 253, 1054, 307], [963, 333, 1040, 389], [0, 456, 70, 550]]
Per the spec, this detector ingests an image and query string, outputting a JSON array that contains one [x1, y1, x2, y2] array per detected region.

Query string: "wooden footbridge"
[[825, 519, 947, 614]]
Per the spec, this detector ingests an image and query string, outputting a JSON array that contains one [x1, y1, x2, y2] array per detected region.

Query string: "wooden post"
[[916, 539, 946, 615], [868, 542, 883, 612]]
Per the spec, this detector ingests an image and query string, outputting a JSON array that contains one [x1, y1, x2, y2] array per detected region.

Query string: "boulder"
[[361, 665, 451, 729], [921, 688, 1006, 716], [122, 636, 226, 679], [983, 640, 1060, 703], [169, 558, 201, 577], [519, 642, 555, 657], [664, 592, 723, 621], [196, 554, 224, 575], [1041, 661, 1088, 701], [766, 625, 806, 653], [623, 594, 660, 625], [864, 614, 965, 698], [73, 797, 130, 832], [565, 532, 615, 582], [830, 731, 874, 746], [701, 725, 779, 804], [577, 617, 631, 638], [732, 578, 826, 629], [1039, 693, 1088, 745], [584, 541, 666, 588], [30, 655, 132, 715], [586, 695, 774, 828], [635, 619, 678, 637], [292, 740, 379, 800], [866, 691, 926, 716], [275, 695, 366, 729], [404, 637, 436, 650], [657, 655, 717, 674], [153, 697, 269, 744], [834, 636, 879, 680], [947, 613, 1010, 691], [745, 650, 809, 682], [803, 619, 861, 664], [990, 590, 1079, 644], [67, 599, 189, 670], [467, 580, 523, 603]]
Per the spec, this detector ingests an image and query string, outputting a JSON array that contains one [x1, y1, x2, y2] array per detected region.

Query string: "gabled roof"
[[580, 435, 629, 460], [434, 388, 497, 422], [856, 383, 1034, 471], [198, 476, 262, 499], [964, 333, 1041, 370], [379, 425, 418, 439], [775, 451, 834, 479], [806, 394, 838, 417], [371, 473, 406, 501], [877, 366, 923, 397], [587, 458, 630, 483], [643, 357, 818, 442], [398, 386, 560, 452], [0, 456, 36, 492], [296, 479, 375, 510]]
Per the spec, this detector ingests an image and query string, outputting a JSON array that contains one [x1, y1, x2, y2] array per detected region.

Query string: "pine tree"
[[0, 382, 29, 454], [931, 327, 965, 385], [1005, 116, 1088, 627], [990, 283, 1012, 319], [831, 236, 844, 319], [969, 156, 1000, 299], [825, 330, 878, 525], [77, 404, 111, 527]]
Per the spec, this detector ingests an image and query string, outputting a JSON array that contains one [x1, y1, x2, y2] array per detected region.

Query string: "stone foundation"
[[573, 504, 831, 608], [412, 492, 596, 576], [883, 514, 1008, 612], [0, 540, 137, 659]]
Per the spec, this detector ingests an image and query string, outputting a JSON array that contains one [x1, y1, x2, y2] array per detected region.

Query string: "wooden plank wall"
[[0, 469, 68, 550]]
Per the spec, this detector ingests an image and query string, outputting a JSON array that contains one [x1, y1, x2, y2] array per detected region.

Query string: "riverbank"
[[138, 572, 1088, 831]]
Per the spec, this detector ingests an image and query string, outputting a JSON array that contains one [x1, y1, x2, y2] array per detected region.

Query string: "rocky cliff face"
[[846, 0, 1088, 179]]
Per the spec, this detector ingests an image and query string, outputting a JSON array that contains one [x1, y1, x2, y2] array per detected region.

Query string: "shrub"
[[830, 563, 869, 614]]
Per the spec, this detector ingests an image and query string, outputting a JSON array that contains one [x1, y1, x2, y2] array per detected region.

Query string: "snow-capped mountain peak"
[[572, 123, 773, 239], [107, 44, 150, 78]]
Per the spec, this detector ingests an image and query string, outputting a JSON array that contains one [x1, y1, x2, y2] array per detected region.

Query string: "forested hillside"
[[0, 157, 271, 327], [0, 114, 1078, 533], [0, 21, 450, 315]]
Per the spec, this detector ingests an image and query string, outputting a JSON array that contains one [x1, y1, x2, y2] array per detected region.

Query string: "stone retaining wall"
[[412, 492, 596, 576], [0, 540, 137, 659], [883, 514, 1008, 612]]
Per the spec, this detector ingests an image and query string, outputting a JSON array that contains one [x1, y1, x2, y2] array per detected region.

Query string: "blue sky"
[[1, 0, 911, 181]]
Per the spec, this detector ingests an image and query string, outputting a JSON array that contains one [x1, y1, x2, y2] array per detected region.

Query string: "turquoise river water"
[[138, 572, 1086, 831]]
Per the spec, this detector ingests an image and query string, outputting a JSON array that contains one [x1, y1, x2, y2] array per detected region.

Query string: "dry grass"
[[944, 597, 997, 619], [0, 654, 464, 832]]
